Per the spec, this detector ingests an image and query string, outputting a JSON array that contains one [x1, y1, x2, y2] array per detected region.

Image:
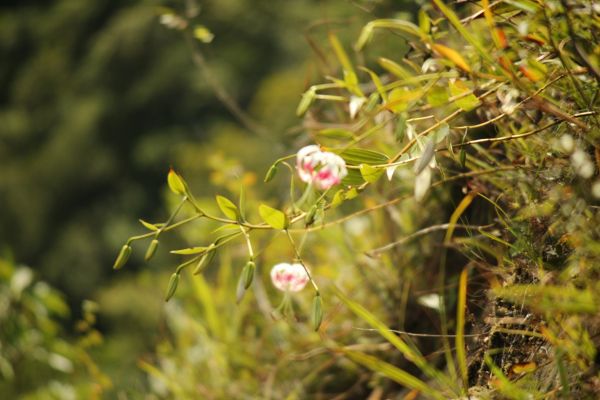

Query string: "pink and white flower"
[[296, 145, 348, 190], [270, 263, 310, 292]]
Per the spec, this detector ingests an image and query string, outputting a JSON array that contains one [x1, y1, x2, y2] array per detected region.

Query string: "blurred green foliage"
[[3, 0, 600, 398], [0, 257, 109, 398]]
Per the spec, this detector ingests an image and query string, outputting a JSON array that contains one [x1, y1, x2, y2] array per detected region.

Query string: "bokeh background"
[[1, 0, 417, 397]]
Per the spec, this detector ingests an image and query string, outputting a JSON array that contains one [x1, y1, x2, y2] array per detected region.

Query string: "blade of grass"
[[332, 285, 457, 393], [344, 350, 445, 400], [431, 0, 496, 68], [484, 354, 533, 400], [456, 268, 468, 392]]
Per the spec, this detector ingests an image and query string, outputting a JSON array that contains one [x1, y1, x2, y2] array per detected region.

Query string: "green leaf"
[[341, 169, 365, 186], [167, 168, 186, 196], [356, 19, 425, 51], [418, 9, 430, 34], [378, 57, 413, 80], [449, 80, 480, 112], [338, 148, 389, 165], [431, 0, 495, 66], [359, 164, 384, 183], [493, 285, 598, 314], [427, 86, 449, 107], [394, 114, 407, 143], [259, 204, 289, 230], [432, 43, 471, 73], [344, 351, 444, 400], [215, 231, 241, 245], [170, 246, 208, 255], [296, 87, 316, 116], [331, 189, 345, 208], [358, 66, 387, 101], [504, 0, 541, 13], [216, 195, 239, 220], [139, 219, 159, 231], [193, 25, 214, 43], [387, 87, 423, 113], [317, 128, 355, 140], [332, 286, 451, 390]]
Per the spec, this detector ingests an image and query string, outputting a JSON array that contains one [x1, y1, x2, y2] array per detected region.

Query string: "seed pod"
[[113, 244, 132, 270], [144, 239, 159, 262], [241, 261, 256, 290], [312, 293, 323, 332], [164, 272, 180, 302], [264, 164, 278, 183], [192, 246, 216, 275]]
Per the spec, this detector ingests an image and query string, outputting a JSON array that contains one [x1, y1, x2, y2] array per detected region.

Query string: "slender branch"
[[366, 224, 494, 256], [285, 229, 319, 294], [185, 33, 269, 137]]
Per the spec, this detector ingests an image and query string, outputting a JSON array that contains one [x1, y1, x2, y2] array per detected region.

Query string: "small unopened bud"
[[264, 164, 278, 183], [164, 272, 180, 302], [144, 239, 159, 261], [241, 261, 256, 290], [113, 245, 132, 270], [305, 204, 318, 227], [193, 246, 216, 275], [312, 293, 323, 331]]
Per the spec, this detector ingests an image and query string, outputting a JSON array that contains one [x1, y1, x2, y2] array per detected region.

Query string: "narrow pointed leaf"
[[216, 195, 239, 220]]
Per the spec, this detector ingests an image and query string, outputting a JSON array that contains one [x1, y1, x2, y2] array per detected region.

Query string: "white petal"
[[349, 96, 366, 119], [414, 167, 432, 202], [417, 293, 441, 310], [386, 165, 398, 181]]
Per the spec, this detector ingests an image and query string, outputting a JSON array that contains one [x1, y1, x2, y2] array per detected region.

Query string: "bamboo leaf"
[[317, 128, 355, 140], [378, 57, 413, 80], [432, 43, 471, 73], [449, 80, 480, 112], [338, 148, 389, 165]]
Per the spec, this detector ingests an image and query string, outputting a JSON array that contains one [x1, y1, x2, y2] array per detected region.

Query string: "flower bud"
[[305, 204, 318, 227], [113, 244, 132, 270], [270, 263, 310, 292], [144, 239, 159, 262], [241, 261, 256, 290], [193, 246, 216, 275], [164, 272, 180, 302], [264, 164, 278, 183], [312, 293, 323, 331], [296, 145, 348, 190]]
